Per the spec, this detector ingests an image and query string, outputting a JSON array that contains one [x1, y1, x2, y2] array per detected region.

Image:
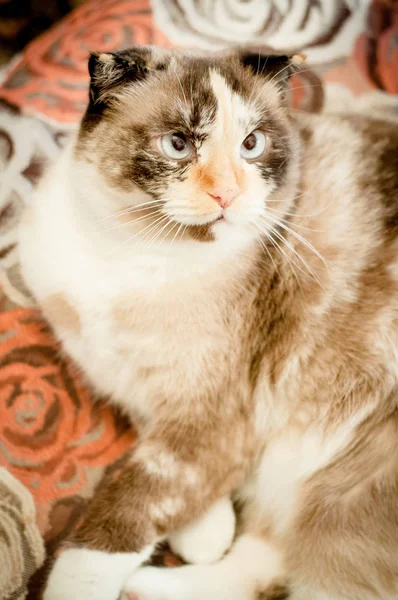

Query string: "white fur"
[[169, 496, 235, 565], [149, 496, 186, 521], [18, 141, 255, 425], [243, 405, 377, 534], [123, 534, 283, 600], [44, 545, 153, 600]]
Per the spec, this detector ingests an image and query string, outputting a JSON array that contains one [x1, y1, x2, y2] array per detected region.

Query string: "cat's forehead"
[[116, 54, 279, 140]]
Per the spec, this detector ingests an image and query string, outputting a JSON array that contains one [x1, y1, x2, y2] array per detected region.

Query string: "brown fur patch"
[[71, 418, 251, 552], [255, 582, 290, 600], [286, 404, 398, 598], [233, 163, 246, 190], [41, 293, 80, 335], [194, 164, 215, 191]]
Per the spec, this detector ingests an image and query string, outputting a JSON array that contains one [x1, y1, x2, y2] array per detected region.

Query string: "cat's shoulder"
[[293, 110, 398, 154], [294, 110, 398, 206]]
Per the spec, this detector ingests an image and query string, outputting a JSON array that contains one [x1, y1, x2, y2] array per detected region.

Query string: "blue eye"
[[240, 130, 269, 161], [159, 133, 194, 160]]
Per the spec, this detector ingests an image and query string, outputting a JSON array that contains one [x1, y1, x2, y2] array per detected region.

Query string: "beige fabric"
[[0, 468, 45, 600]]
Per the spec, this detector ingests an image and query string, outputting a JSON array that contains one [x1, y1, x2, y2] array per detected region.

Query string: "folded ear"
[[88, 47, 154, 105], [239, 48, 305, 88]]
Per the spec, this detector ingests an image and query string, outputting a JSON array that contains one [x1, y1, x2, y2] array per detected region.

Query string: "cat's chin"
[[211, 212, 246, 228], [212, 219, 256, 248]]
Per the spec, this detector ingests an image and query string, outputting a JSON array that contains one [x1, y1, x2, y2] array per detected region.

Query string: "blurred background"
[[0, 0, 87, 64]]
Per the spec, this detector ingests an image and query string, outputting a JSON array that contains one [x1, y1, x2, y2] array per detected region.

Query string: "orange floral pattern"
[[0, 0, 172, 124], [0, 308, 135, 505]]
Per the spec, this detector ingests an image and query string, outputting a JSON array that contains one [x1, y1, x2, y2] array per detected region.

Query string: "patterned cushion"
[[0, 468, 44, 600], [0, 1, 397, 598]]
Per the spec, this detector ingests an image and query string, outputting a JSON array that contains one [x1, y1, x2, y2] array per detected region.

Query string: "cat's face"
[[77, 47, 302, 244]]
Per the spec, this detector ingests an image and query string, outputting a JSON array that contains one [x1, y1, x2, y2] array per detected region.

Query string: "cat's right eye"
[[158, 133, 194, 161]]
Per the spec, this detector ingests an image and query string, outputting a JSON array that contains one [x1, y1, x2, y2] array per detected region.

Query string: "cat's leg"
[[168, 495, 235, 564], [123, 534, 288, 600], [43, 421, 246, 600]]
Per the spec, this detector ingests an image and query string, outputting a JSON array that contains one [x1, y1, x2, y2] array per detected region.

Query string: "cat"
[[18, 46, 398, 600]]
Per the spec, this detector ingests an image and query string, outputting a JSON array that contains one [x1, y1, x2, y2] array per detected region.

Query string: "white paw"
[[122, 567, 185, 600], [169, 496, 235, 564], [43, 546, 153, 600], [122, 564, 246, 600]]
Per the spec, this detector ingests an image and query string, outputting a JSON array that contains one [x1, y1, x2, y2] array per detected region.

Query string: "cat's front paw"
[[122, 563, 246, 600], [122, 567, 190, 600], [168, 496, 235, 564], [44, 547, 152, 600]]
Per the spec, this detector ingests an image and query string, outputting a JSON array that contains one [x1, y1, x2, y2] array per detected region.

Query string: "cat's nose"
[[208, 186, 239, 209]]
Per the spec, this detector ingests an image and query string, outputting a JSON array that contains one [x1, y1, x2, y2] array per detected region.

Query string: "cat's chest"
[[57, 260, 231, 415]]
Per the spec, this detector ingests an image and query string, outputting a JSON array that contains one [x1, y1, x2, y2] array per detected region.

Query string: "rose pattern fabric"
[[151, 0, 371, 64], [0, 102, 62, 313], [0, 0, 172, 124], [0, 0, 396, 598], [0, 309, 135, 505], [0, 308, 134, 598]]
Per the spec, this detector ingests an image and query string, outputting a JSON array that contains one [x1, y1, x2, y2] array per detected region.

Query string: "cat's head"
[[76, 46, 303, 246]]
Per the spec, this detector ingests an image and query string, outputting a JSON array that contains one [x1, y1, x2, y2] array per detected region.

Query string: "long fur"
[[19, 46, 398, 600]]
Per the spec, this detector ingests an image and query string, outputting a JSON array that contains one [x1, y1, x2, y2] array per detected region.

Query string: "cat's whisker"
[[288, 84, 324, 93], [248, 62, 294, 108], [134, 218, 171, 252], [267, 229, 310, 294], [99, 199, 161, 216], [97, 200, 162, 223], [103, 210, 163, 232], [251, 225, 279, 277], [265, 183, 338, 223], [249, 67, 314, 111], [161, 219, 183, 251], [267, 230, 303, 293], [111, 213, 169, 255], [168, 219, 187, 251], [120, 201, 163, 213], [141, 208, 189, 253], [253, 222, 303, 291], [258, 217, 325, 289], [263, 214, 330, 269], [189, 64, 194, 105], [265, 177, 321, 207], [141, 217, 178, 253], [278, 67, 315, 85], [265, 203, 328, 221], [247, 53, 268, 108], [265, 209, 323, 233], [170, 59, 188, 108], [141, 223, 171, 253]]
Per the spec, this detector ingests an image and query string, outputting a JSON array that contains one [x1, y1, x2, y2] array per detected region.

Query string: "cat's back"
[[287, 111, 398, 382], [294, 113, 398, 198], [293, 111, 398, 263], [296, 111, 398, 212]]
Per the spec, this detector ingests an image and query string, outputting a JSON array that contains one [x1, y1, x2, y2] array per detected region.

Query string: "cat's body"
[[19, 47, 398, 600]]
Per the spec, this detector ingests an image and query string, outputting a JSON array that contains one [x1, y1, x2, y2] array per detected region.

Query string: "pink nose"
[[208, 186, 239, 209]]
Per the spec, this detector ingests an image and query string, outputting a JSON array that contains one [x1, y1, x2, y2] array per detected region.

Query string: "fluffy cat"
[[18, 46, 398, 600]]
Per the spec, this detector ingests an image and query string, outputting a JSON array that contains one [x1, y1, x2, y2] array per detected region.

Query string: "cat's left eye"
[[240, 130, 269, 161], [158, 133, 194, 161]]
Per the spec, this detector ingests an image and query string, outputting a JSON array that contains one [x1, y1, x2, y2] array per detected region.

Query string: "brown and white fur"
[[18, 46, 398, 600]]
